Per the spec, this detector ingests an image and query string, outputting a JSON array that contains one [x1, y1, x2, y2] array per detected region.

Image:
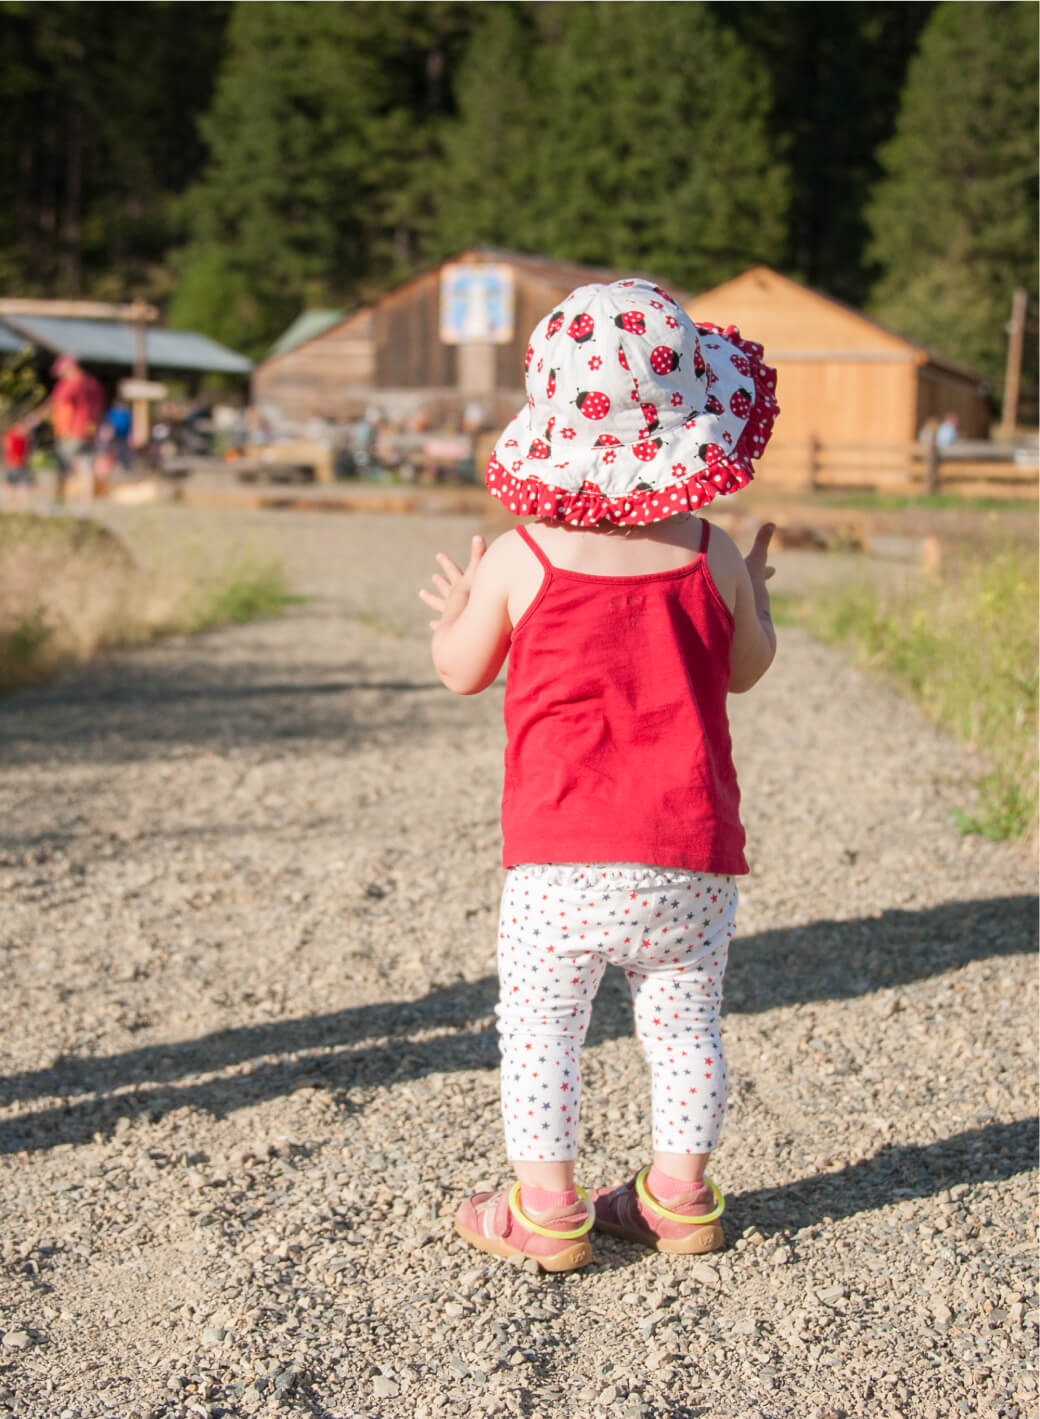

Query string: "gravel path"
[[1, 508, 1036, 1419]]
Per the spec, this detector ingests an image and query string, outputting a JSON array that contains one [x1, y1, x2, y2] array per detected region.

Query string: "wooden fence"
[[761, 439, 1039, 499]]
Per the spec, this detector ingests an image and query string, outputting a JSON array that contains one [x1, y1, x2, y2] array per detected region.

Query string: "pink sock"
[[647, 1165, 710, 1202], [520, 1185, 579, 1214]]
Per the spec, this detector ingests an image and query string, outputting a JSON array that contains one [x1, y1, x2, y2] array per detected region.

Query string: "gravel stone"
[[0, 505, 1035, 1419]]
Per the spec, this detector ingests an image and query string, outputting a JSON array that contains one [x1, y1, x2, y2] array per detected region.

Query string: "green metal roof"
[[0, 315, 252, 373], [266, 309, 346, 359]]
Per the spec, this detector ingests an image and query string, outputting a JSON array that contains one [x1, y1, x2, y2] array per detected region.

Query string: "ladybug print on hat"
[[576, 390, 611, 421], [615, 310, 646, 335], [568, 313, 595, 343], [547, 368, 557, 398], [528, 438, 550, 459], [633, 437, 662, 462], [730, 387, 752, 419], [650, 346, 681, 376], [546, 311, 564, 338]]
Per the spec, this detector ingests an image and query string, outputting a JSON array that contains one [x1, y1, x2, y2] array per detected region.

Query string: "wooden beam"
[[0, 298, 159, 322]]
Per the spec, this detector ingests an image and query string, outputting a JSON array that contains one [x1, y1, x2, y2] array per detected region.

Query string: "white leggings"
[[495, 864, 737, 1163]]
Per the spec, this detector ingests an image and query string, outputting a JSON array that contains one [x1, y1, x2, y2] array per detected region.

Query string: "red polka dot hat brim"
[[483, 278, 779, 527]]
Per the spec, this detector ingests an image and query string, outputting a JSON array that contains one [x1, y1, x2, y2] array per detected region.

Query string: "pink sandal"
[[591, 1166, 725, 1254], [454, 1183, 594, 1272]]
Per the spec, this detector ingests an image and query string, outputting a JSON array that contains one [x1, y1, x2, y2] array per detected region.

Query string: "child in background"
[[2, 422, 33, 510], [419, 279, 779, 1272]]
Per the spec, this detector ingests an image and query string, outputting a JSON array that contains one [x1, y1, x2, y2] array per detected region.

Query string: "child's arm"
[[730, 523, 776, 692], [418, 533, 513, 694], [709, 523, 776, 693]]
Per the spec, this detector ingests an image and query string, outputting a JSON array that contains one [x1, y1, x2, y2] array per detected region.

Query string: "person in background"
[[104, 401, 133, 475], [2, 422, 33, 510], [27, 355, 106, 504], [935, 412, 960, 447]]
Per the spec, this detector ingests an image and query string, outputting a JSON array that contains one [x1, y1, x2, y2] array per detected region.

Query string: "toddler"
[[419, 278, 778, 1272]]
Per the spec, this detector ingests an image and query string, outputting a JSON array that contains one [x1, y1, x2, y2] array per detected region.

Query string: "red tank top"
[[501, 523, 747, 874]]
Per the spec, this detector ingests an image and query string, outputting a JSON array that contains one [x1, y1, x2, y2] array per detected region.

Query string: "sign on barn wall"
[[440, 264, 515, 345]]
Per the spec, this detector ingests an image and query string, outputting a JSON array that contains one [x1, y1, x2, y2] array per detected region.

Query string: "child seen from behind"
[[419, 279, 779, 1271]]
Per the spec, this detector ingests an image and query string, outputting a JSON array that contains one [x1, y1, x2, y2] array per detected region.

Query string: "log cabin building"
[[254, 253, 996, 493], [252, 249, 690, 431], [684, 265, 991, 491]]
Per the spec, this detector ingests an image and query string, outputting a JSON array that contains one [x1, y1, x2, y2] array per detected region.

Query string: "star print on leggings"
[[495, 865, 737, 1162]]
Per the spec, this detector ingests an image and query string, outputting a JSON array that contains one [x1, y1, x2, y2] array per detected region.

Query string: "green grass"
[[183, 556, 296, 632], [0, 513, 294, 693], [776, 547, 1038, 841], [807, 491, 1032, 513]]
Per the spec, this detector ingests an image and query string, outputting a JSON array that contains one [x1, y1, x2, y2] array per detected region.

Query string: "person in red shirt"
[[29, 355, 106, 502], [419, 279, 779, 1271]]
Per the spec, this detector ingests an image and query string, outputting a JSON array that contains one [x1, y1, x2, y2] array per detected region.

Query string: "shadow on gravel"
[[1, 895, 1034, 1158], [726, 1115, 1040, 1238], [723, 892, 1037, 1015], [0, 656, 455, 764]]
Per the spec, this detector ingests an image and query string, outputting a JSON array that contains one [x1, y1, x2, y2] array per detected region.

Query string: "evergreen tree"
[[0, 2, 229, 299], [425, 3, 543, 260], [432, 2, 789, 294], [170, 1, 475, 355], [866, 1, 1038, 386], [710, 1, 935, 305]]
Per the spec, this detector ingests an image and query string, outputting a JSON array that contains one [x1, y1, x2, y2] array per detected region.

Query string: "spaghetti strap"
[[699, 519, 711, 555], [515, 524, 553, 570]]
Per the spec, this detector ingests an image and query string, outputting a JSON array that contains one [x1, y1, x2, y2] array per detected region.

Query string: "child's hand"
[[744, 523, 775, 614], [419, 535, 486, 631]]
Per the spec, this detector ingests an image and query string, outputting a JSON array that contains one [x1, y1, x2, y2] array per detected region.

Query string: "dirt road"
[[0, 508, 1035, 1419]]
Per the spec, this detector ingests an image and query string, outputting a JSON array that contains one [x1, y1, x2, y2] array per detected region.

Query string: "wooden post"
[[1000, 288, 1028, 438], [925, 436, 940, 494], [128, 300, 151, 449]]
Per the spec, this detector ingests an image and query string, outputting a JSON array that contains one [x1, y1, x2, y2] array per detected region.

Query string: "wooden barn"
[[253, 249, 689, 432], [685, 266, 992, 492]]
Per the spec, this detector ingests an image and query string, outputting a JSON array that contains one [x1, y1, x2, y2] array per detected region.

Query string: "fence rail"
[[762, 439, 1039, 498]]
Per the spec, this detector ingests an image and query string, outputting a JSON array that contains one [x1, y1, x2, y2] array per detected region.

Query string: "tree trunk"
[[59, 102, 84, 296]]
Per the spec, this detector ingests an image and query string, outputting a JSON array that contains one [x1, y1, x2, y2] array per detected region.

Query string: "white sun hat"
[[484, 277, 779, 526]]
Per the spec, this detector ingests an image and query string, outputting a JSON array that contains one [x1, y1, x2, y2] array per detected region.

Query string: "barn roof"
[[266, 309, 346, 360], [688, 266, 983, 383], [0, 312, 252, 374], [260, 248, 695, 369]]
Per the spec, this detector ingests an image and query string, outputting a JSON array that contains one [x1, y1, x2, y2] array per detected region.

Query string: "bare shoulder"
[[703, 520, 743, 612], [477, 527, 535, 580], [703, 520, 741, 561], [475, 526, 544, 626]]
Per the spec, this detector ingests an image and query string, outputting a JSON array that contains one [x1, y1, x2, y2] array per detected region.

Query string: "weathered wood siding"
[[372, 272, 456, 388], [915, 365, 990, 438], [253, 309, 377, 418]]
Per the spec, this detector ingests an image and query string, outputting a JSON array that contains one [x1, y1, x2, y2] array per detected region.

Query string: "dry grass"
[[0, 513, 291, 693], [774, 540, 1038, 841]]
